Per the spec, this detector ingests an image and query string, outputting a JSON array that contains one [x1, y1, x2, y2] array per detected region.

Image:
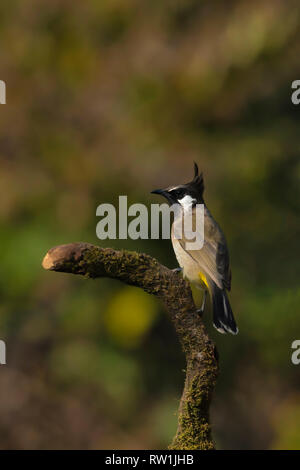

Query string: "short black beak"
[[151, 188, 172, 203], [151, 189, 165, 195]]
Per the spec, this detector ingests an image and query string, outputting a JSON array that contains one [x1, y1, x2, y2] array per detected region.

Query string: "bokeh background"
[[0, 0, 299, 450]]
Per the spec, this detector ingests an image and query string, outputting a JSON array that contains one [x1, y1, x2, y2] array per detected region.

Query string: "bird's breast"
[[171, 230, 207, 287]]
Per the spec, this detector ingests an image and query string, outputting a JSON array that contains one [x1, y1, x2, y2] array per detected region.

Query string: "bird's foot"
[[172, 267, 183, 274]]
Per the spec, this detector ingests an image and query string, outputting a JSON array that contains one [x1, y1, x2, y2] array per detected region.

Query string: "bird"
[[151, 162, 238, 335]]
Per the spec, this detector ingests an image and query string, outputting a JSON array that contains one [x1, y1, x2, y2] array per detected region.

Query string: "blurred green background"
[[0, 0, 299, 450]]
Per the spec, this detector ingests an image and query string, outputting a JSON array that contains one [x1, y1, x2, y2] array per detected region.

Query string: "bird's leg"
[[172, 267, 183, 274], [197, 290, 207, 316]]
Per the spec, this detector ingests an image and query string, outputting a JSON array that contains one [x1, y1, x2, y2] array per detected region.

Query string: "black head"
[[151, 162, 204, 206]]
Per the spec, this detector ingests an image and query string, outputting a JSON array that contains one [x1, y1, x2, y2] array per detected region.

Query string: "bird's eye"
[[171, 189, 184, 199]]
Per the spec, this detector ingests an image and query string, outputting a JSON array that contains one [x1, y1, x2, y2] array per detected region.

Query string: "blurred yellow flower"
[[104, 286, 159, 348]]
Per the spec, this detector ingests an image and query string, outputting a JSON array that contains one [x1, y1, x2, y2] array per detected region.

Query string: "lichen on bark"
[[42, 242, 219, 450]]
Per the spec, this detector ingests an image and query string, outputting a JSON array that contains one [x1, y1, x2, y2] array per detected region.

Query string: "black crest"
[[191, 162, 204, 196]]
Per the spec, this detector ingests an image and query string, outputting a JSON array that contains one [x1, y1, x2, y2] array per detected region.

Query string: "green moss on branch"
[[42, 242, 219, 450]]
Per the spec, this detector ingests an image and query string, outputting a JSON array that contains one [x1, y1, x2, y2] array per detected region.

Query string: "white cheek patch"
[[178, 195, 196, 210], [174, 197, 204, 250]]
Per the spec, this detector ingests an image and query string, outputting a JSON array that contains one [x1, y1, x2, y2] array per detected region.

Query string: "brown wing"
[[176, 206, 231, 290]]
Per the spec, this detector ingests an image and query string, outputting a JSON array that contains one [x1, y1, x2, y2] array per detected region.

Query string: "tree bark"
[[42, 242, 219, 450]]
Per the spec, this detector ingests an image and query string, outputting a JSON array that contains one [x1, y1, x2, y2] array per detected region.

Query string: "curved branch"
[[42, 242, 219, 450]]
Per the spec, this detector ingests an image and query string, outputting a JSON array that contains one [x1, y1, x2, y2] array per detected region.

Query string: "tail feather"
[[211, 283, 238, 335]]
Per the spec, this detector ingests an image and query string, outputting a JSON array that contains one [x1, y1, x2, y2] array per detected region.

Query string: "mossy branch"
[[42, 242, 219, 450]]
